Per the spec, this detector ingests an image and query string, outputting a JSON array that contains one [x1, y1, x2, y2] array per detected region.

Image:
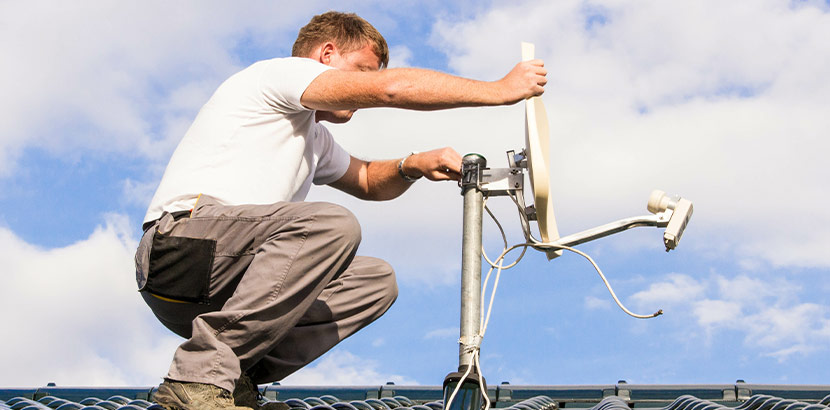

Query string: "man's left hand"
[[402, 148, 463, 182]]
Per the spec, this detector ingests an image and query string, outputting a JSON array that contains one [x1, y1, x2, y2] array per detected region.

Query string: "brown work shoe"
[[233, 374, 289, 410], [154, 379, 253, 410]]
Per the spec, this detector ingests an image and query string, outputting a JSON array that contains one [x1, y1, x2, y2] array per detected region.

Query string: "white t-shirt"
[[144, 57, 351, 223]]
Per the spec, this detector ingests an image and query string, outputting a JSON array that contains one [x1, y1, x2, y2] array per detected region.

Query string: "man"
[[134, 11, 546, 410]]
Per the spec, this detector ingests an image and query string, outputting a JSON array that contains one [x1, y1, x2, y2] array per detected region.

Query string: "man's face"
[[329, 43, 381, 72], [317, 43, 381, 124]]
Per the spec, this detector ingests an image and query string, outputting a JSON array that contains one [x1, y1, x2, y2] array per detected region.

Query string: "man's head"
[[293, 11, 389, 69]]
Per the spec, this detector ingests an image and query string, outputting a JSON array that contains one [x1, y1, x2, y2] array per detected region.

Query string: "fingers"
[[412, 147, 463, 182], [523, 58, 546, 71], [436, 148, 463, 181], [430, 166, 462, 181], [427, 149, 463, 181], [522, 59, 547, 96]]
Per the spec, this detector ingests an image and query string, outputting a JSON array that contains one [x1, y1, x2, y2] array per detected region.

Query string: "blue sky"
[[2, 1, 830, 388]]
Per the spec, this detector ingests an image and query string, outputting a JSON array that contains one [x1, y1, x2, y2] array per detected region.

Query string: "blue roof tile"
[[2, 384, 830, 410]]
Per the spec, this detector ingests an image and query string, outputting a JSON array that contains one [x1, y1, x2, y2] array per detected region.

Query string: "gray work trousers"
[[133, 195, 398, 392]]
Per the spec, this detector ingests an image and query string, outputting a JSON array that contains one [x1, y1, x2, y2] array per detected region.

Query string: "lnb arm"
[[524, 190, 693, 252]]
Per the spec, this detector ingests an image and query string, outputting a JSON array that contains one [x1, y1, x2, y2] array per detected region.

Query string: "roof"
[[2, 383, 830, 410]]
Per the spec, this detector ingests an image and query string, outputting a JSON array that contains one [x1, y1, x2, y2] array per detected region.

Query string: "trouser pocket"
[[144, 231, 216, 305]]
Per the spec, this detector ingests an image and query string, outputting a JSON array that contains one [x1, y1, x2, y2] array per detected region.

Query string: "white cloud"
[[122, 178, 162, 211], [744, 303, 828, 353], [424, 327, 460, 340], [423, 0, 830, 269], [0, 214, 181, 386], [0, 1, 314, 175], [693, 299, 742, 328], [630, 273, 705, 307], [631, 272, 830, 361], [281, 350, 417, 385], [388, 45, 415, 68], [584, 295, 612, 311]]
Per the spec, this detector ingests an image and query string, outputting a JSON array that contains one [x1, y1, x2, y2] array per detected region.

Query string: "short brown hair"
[[292, 11, 389, 69]]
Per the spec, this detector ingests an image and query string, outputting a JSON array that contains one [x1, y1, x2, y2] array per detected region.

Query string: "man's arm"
[[301, 61, 547, 112], [329, 148, 463, 201]]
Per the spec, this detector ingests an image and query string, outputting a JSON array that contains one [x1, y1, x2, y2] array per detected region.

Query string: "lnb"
[[648, 190, 694, 251]]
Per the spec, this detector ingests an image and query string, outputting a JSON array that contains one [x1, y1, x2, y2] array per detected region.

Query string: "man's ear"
[[319, 42, 337, 65]]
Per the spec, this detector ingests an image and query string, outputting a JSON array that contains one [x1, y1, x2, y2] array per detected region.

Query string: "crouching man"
[[134, 10, 546, 410]]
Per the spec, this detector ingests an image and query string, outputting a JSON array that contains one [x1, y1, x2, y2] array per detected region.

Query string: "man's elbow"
[[362, 191, 398, 202], [358, 185, 402, 201], [373, 71, 407, 107]]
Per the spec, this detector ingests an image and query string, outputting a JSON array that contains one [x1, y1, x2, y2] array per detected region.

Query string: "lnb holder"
[[475, 149, 694, 253]]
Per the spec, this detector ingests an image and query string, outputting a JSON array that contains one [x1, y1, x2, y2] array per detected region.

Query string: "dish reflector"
[[521, 42, 561, 258]]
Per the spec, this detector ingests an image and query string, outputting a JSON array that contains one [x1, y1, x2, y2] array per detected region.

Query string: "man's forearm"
[[364, 159, 416, 201], [329, 149, 463, 201], [374, 68, 512, 109], [329, 158, 415, 201], [364, 149, 463, 200]]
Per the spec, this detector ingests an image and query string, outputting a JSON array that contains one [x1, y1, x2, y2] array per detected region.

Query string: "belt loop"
[[142, 219, 159, 233]]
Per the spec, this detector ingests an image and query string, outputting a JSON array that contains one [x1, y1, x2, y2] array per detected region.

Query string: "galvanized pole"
[[458, 153, 487, 370], [442, 153, 488, 410]]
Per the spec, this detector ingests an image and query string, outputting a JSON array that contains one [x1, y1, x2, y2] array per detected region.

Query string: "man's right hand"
[[496, 59, 548, 105]]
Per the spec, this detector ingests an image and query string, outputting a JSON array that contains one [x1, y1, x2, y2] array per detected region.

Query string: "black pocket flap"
[[146, 232, 216, 304]]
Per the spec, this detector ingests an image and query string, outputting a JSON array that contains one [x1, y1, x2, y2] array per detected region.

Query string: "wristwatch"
[[397, 151, 421, 182]]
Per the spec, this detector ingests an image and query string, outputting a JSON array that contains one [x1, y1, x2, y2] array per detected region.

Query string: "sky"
[[1, 0, 829, 388]]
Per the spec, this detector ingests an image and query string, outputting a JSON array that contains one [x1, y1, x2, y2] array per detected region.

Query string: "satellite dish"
[[521, 42, 561, 258]]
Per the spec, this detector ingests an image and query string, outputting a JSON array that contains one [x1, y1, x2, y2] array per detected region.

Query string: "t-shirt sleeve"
[[312, 124, 352, 185], [259, 57, 333, 113]]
